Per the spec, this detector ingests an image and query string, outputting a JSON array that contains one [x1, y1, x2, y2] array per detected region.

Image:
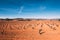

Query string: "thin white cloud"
[[18, 6, 24, 14]]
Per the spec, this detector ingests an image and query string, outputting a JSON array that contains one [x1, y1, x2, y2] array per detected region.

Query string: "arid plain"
[[0, 19, 60, 40]]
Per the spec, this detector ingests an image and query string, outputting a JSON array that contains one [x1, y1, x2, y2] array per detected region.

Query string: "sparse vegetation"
[[46, 24, 57, 30], [32, 27, 34, 29], [39, 29, 45, 35], [58, 19, 60, 21], [40, 24, 43, 27], [0, 19, 60, 40]]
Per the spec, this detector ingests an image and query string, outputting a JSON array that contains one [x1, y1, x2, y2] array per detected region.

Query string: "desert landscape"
[[0, 18, 60, 40], [0, 0, 60, 40]]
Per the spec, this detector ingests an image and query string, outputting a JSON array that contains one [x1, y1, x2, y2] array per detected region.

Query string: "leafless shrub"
[[53, 27, 56, 30], [58, 19, 60, 21], [40, 24, 43, 27], [56, 24, 59, 27], [32, 27, 34, 29], [39, 29, 45, 35], [47, 24, 52, 28]]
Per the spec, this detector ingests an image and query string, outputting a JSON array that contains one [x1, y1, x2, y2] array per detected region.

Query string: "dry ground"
[[0, 19, 60, 40]]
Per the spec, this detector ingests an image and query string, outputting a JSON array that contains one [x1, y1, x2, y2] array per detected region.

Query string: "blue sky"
[[0, 0, 60, 19]]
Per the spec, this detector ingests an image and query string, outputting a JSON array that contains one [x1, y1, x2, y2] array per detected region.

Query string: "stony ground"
[[0, 20, 60, 40]]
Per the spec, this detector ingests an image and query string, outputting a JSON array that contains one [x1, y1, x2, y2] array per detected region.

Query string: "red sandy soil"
[[0, 19, 60, 40]]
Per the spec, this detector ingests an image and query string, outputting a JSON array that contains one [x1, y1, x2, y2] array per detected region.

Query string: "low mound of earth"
[[0, 19, 60, 40]]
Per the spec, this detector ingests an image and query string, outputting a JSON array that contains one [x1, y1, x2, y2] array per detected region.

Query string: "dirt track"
[[0, 20, 60, 40]]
